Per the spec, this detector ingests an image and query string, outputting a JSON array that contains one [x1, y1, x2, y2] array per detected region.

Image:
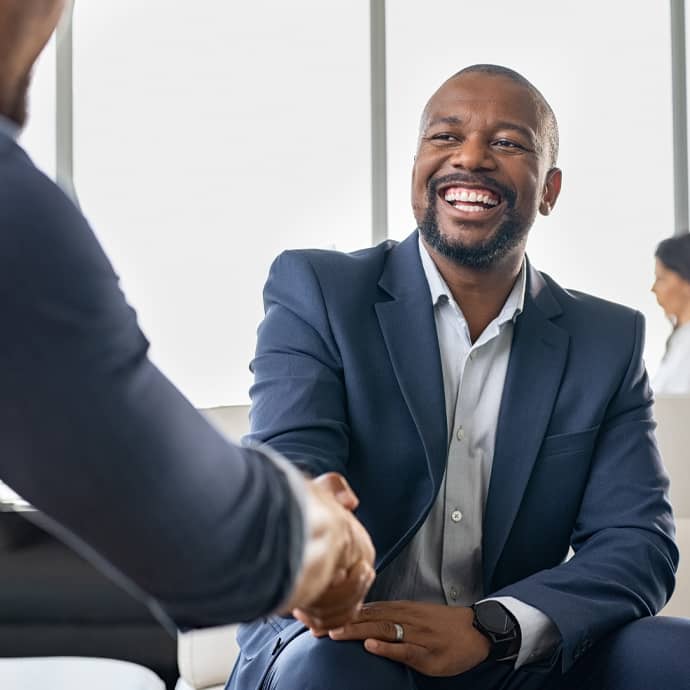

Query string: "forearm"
[[0, 354, 305, 628]]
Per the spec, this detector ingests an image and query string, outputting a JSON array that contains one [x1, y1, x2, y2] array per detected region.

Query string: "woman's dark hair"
[[656, 233, 690, 283]]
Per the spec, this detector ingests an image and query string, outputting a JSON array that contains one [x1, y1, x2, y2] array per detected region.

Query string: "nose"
[[447, 135, 495, 171]]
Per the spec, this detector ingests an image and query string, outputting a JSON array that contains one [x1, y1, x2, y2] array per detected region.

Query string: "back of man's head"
[[0, 0, 66, 127]]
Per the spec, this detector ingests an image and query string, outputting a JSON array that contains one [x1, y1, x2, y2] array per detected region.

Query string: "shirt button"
[[469, 351, 477, 360], [456, 427, 465, 441], [449, 587, 458, 601], [451, 510, 463, 523]]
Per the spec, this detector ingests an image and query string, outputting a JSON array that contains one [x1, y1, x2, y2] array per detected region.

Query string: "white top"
[[653, 322, 690, 394]]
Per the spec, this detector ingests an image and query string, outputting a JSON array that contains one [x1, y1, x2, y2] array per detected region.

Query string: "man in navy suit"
[[228, 66, 690, 689], [0, 0, 375, 633]]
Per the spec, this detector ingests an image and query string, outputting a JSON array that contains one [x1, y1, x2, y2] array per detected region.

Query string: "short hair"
[[449, 64, 559, 168], [656, 233, 690, 283]]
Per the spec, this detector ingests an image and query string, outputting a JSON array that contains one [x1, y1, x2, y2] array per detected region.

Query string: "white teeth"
[[453, 203, 484, 213], [443, 188, 501, 206]]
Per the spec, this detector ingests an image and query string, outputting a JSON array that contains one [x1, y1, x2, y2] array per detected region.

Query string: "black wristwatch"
[[471, 601, 521, 662]]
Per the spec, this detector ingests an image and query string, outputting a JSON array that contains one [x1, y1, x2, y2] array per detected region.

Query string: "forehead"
[[422, 73, 543, 135]]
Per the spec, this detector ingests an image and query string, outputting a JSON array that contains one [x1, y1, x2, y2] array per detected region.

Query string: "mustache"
[[427, 172, 516, 206]]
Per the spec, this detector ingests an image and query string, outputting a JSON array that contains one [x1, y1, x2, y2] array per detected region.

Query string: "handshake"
[[283, 473, 376, 635]]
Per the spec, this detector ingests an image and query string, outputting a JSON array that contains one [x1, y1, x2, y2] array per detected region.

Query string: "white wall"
[[71, 0, 371, 407], [386, 0, 674, 377]]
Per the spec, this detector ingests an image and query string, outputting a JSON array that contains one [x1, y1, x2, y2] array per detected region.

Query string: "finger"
[[358, 601, 416, 622], [347, 516, 376, 566], [292, 610, 330, 637], [302, 561, 373, 618], [292, 566, 372, 632], [363, 639, 427, 671], [331, 567, 347, 586], [313, 472, 360, 511], [329, 620, 407, 643]]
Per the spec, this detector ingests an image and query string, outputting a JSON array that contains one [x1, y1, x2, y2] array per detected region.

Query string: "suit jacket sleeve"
[[245, 251, 349, 477], [492, 310, 678, 671], [0, 137, 305, 630]]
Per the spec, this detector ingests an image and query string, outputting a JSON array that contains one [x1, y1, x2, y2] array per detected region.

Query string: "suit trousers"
[[261, 616, 690, 690]]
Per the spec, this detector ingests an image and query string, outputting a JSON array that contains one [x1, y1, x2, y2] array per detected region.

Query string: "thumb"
[[312, 472, 359, 511]]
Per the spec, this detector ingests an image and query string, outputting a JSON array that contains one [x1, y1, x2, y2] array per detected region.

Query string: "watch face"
[[476, 601, 514, 635]]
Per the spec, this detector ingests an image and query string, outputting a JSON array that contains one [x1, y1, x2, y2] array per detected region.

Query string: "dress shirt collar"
[[418, 233, 526, 326], [0, 114, 20, 141]]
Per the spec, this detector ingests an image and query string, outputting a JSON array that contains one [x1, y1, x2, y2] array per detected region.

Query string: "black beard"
[[419, 174, 530, 270]]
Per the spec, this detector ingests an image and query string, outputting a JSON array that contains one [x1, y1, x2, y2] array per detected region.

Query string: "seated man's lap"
[[265, 632, 548, 690], [265, 616, 690, 690], [264, 630, 416, 690]]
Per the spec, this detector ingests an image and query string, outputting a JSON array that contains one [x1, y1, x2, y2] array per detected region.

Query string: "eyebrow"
[[424, 116, 539, 148]]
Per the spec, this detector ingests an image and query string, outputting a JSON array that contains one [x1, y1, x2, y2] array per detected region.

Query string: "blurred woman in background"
[[652, 233, 690, 393]]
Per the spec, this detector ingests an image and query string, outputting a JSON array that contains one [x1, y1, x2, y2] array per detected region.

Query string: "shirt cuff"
[[485, 596, 561, 668]]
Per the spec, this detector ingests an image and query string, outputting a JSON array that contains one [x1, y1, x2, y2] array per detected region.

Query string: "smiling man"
[[228, 66, 690, 690]]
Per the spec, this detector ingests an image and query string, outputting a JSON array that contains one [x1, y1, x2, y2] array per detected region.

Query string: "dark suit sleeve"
[[492, 310, 678, 671], [0, 140, 304, 630], [245, 251, 350, 477]]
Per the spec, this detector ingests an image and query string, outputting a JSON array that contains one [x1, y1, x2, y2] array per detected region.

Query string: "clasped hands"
[[285, 472, 491, 677], [282, 472, 376, 630]]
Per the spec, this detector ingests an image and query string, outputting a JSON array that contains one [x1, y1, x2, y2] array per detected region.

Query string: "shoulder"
[[270, 240, 398, 282], [0, 141, 124, 326], [0, 138, 71, 225], [265, 240, 399, 304]]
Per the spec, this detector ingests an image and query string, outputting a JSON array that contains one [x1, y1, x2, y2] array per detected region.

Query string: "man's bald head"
[[0, 0, 66, 127], [421, 64, 559, 169]]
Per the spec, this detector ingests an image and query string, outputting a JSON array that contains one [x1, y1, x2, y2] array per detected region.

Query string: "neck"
[[422, 238, 524, 342], [676, 305, 690, 327]]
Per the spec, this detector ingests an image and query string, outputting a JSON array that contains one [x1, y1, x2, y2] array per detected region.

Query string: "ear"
[[539, 167, 562, 216]]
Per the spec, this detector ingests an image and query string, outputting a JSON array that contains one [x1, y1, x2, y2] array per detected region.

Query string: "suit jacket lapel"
[[483, 263, 569, 592], [375, 233, 448, 491]]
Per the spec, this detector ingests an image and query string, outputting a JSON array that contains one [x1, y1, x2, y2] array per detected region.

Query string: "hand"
[[328, 601, 491, 676], [283, 473, 375, 630]]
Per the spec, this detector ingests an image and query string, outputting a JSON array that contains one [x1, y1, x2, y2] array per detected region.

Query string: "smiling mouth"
[[440, 186, 502, 214]]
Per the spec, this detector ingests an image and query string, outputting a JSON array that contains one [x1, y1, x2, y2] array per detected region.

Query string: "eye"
[[493, 139, 526, 150], [429, 133, 460, 143]]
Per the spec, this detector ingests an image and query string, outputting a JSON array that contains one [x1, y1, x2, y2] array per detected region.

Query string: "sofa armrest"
[[177, 625, 239, 690]]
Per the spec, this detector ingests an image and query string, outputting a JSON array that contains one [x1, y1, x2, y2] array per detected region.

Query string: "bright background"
[[20, 0, 680, 406]]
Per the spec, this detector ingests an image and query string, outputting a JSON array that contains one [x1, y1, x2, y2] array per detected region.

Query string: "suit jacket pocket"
[[538, 426, 600, 459]]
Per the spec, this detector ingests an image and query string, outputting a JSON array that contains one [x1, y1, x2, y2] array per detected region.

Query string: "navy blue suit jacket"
[[230, 231, 677, 687], [0, 131, 303, 629]]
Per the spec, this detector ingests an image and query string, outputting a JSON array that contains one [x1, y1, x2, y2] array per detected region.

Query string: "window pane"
[[73, 1, 371, 406], [387, 0, 672, 375]]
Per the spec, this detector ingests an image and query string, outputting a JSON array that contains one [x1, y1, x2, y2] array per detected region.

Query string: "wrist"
[[471, 601, 521, 662]]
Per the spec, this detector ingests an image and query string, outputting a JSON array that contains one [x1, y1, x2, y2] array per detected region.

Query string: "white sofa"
[[177, 399, 690, 690]]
